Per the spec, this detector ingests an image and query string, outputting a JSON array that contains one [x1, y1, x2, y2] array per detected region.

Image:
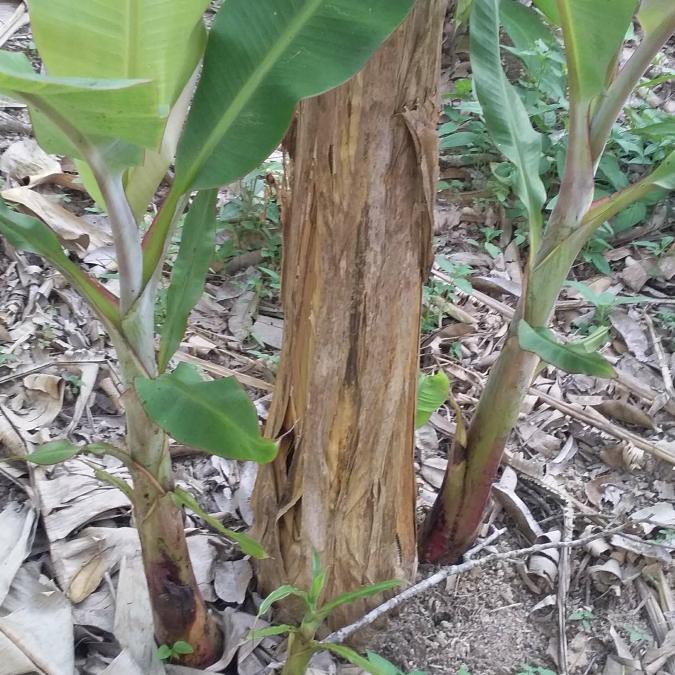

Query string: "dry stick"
[[0, 358, 108, 386], [645, 313, 675, 401], [557, 504, 574, 675], [532, 387, 675, 464], [324, 522, 639, 645]]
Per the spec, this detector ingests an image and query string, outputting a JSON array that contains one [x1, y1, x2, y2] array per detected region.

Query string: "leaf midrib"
[[177, 0, 324, 191]]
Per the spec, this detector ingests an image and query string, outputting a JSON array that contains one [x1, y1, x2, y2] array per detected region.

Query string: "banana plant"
[[0, 0, 414, 665], [420, 0, 675, 563]]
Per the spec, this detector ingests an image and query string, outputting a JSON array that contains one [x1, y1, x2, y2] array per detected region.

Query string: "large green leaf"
[[470, 0, 547, 251], [648, 149, 675, 190], [556, 0, 637, 101], [500, 0, 563, 98], [136, 363, 278, 462], [518, 320, 616, 378], [638, 0, 675, 36], [27, 0, 209, 109], [175, 0, 414, 192], [0, 51, 163, 155], [0, 199, 119, 324], [532, 0, 559, 24], [158, 189, 217, 372], [415, 371, 449, 429], [28, 0, 208, 211]]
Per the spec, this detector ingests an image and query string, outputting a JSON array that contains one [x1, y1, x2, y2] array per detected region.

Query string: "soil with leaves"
[[0, 3, 674, 675]]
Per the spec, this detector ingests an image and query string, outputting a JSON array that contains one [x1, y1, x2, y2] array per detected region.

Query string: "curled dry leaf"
[[589, 558, 623, 595], [599, 441, 645, 471], [609, 310, 649, 362], [2, 373, 64, 432], [630, 502, 675, 534], [214, 558, 253, 605], [420, 456, 447, 490], [492, 481, 542, 543], [526, 530, 560, 592], [50, 526, 141, 603], [0, 502, 36, 605], [0, 138, 61, 181], [2, 186, 113, 258], [0, 563, 74, 675]]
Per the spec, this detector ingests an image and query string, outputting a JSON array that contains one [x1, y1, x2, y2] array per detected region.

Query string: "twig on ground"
[[0, 358, 108, 385], [173, 351, 274, 391], [324, 521, 643, 645], [464, 526, 506, 560], [432, 268, 515, 320], [532, 388, 675, 464], [645, 313, 675, 401], [557, 505, 574, 675]]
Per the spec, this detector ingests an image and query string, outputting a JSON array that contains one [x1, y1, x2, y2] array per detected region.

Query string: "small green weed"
[[569, 608, 595, 631], [250, 551, 423, 674], [156, 641, 194, 662], [517, 666, 556, 675]]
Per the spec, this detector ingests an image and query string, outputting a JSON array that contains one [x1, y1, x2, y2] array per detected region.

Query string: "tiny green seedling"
[[634, 235, 674, 256], [624, 625, 650, 644], [569, 608, 595, 631], [250, 551, 406, 675], [517, 666, 556, 675], [156, 641, 194, 662], [566, 280, 652, 326]]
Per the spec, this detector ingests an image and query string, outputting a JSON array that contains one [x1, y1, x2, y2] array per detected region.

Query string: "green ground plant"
[[251, 552, 426, 675], [0, 0, 416, 665]]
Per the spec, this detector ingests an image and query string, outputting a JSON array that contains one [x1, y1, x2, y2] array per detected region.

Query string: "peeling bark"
[[252, 0, 447, 630]]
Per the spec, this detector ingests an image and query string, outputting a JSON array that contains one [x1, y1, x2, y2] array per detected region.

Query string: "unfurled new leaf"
[[470, 0, 546, 251], [248, 625, 295, 639], [258, 585, 307, 616], [25, 440, 80, 465], [172, 487, 267, 558], [416, 371, 449, 429], [136, 363, 277, 463], [318, 579, 401, 621], [518, 320, 616, 378]]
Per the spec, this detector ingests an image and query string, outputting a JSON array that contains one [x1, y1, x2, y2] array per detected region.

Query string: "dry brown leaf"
[[214, 559, 253, 605], [2, 374, 64, 432], [589, 558, 623, 594], [593, 400, 655, 430], [599, 442, 645, 471], [609, 310, 649, 362], [251, 315, 284, 349], [0, 138, 60, 181], [630, 502, 675, 533], [2, 186, 113, 257]]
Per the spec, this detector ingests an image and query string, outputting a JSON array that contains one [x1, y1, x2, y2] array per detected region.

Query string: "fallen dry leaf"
[[2, 186, 112, 257], [0, 138, 60, 181]]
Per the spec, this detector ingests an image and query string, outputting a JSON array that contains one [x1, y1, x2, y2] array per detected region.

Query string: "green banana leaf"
[[470, 0, 546, 252], [175, 0, 415, 192], [556, 0, 636, 101]]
